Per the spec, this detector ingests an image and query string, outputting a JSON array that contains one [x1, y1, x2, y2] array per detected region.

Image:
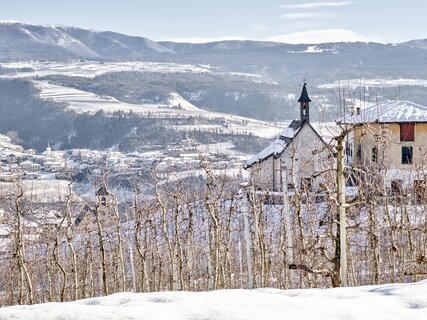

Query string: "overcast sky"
[[1, 0, 426, 44]]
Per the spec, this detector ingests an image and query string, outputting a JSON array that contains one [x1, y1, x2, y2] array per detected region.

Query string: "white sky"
[[1, 0, 426, 44]]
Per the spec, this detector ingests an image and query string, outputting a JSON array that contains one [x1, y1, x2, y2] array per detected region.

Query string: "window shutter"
[[400, 123, 415, 141]]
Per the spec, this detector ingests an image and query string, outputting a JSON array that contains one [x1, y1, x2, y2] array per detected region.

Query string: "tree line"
[[0, 150, 426, 306]]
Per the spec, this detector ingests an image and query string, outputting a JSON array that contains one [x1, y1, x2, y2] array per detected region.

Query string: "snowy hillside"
[[34, 81, 281, 138], [0, 60, 213, 78], [1, 281, 426, 320], [320, 78, 427, 89], [0, 21, 173, 59]]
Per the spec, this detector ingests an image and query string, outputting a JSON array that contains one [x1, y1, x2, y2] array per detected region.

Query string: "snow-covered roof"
[[245, 138, 288, 168], [310, 122, 341, 145], [245, 121, 340, 168], [245, 127, 296, 168], [280, 127, 295, 139], [343, 100, 427, 124]]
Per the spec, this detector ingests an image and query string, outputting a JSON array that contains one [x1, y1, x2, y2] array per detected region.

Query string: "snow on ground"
[[196, 142, 240, 156], [320, 78, 427, 89], [1, 280, 427, 320], [0, 180, 78, 203], [289, 45, 339, 54], [304, 45, 324, 53], [166, 92, 201, 111], [1, 60, 280, 138], [35, 81, 163, 113], [159, 167, 244, 185], [0, 60, 270, 82], [0, 61, 213, 78], [35, 81, 281, 139]]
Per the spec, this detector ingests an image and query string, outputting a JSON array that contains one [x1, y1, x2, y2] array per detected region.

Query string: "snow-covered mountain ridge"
[[0, 21, 174, 60]]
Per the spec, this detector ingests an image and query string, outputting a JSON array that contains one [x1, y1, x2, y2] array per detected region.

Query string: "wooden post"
[[337, 136, 348, 287], [283, 189, 297, 288], [242, 189, 254, 288]]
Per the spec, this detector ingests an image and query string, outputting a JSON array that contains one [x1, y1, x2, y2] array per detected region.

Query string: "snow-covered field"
[[0, 61, 213, 78], [166, 92, 201, 111], [0, 60, 266, 81], [0, 180, 75, 203], [289, 45, 340, 54], [320, 78, 427, 89], [34, 81, 281, 138], [1, 281, 426, 320], [35, 81, 164, 113]]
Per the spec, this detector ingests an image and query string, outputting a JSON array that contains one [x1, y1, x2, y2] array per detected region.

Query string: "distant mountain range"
[[2, 21, 427, 84], [2, 21, 427, 152], [0, 21, 174, 60]]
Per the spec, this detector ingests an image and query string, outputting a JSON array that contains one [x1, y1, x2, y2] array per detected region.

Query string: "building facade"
[[343, 100, 427, 189], [245, 84, 334, 193]]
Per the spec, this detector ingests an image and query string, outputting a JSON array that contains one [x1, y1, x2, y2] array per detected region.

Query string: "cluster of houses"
[[70, 139, 245, 178], [0, 130, 248, 252], [0, 133, 246, 185], [245, 83, 427, 196], [0, 137, 66, 182]]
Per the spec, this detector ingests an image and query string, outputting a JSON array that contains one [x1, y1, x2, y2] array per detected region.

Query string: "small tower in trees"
[[96, 185, 113, 208], [298, 83, 312, 124]]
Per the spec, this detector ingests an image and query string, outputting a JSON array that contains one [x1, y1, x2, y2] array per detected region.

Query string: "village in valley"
[[0, 81, 427, 319], [0, 130, 247, 253]]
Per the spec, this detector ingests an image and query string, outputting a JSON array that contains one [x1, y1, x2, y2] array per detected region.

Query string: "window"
[[400, 123, 415, 141], [356, 144, 362, 161], [346, 142, 353, 157], [372, 146, 378, 162], [401, 146, 413, 164]]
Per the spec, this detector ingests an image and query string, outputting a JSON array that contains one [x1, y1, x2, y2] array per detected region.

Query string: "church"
[[245, 84, 334, 193]]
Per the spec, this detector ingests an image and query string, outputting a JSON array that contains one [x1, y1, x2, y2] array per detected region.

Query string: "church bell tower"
[[298, 83, 311, 124]]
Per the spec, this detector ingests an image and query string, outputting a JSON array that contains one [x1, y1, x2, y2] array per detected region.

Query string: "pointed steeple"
[[45, 142, 52, 156], [298, 83, 311, 123], [298, 83, 311, 103]]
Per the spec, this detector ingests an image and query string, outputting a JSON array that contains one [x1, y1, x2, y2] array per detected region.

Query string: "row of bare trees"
[[0, 151, 426, 306]]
